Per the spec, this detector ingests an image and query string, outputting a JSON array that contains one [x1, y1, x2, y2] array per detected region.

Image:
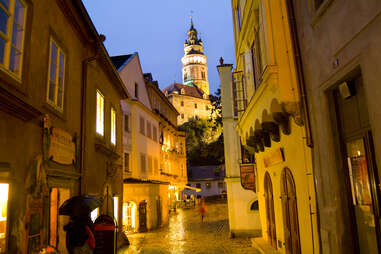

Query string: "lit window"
[[0, 184, 8, 253], [111, 107, 116, 145], [96, 90, 104, 136], [113, 196, 119, 223], [0, 0, 26, 76], [90, 208, 99, 222], [47, 39, 65, 111]]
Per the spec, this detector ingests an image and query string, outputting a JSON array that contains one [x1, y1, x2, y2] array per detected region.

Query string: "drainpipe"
[[285, 0, 322, 253], [80, 35, 105, 195]]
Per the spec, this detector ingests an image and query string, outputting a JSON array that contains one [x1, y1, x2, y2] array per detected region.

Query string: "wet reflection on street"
[[118, 202, 258, 254]]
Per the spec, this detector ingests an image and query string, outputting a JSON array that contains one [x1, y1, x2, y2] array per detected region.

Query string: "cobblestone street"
[[118, 202, 259, 254]]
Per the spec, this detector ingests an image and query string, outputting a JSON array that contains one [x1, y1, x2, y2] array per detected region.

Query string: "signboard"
[[240, 164, 256, 191], [94, 215, 116, 254], [48, 128, 75, 165], [263, 148, 285, 168]]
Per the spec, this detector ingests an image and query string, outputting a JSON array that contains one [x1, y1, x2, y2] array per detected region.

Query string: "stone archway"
[[264, 172, 277, 249]]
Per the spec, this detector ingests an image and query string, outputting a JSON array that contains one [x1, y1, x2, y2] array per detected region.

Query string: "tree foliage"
[[179, 90, 224, 166]]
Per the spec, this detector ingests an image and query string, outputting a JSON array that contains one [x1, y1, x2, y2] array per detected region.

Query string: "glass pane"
[[57, 53, 64, 108], [9, 47, 20, 73], [58, 52, 64, 78], [50, 42, 57, 65], [0, 9, 8, 34], [346, 138, 372, 206], [0, 0, 9, 10], [0, 184, 8, 254], [57, 82, 62, 107], [11, 22, 23, 50], [14, 0, 24, 25], [0, 37, 5, 64], [48, 81, 55, 102]]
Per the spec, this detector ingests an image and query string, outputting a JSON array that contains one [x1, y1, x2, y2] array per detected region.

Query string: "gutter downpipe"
[[80, 48, 99, 195], [285, 0, 322, 253]]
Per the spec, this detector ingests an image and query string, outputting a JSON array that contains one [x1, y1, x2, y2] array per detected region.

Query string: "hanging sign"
[[48, 128, 75, 165], [240, 164, 256, 192]]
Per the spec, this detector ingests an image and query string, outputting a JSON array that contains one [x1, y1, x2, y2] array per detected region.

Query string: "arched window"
[[250, 200, 259, 211]]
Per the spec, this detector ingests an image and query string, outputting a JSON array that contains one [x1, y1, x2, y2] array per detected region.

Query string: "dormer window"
[[203, 94, 207, 99]]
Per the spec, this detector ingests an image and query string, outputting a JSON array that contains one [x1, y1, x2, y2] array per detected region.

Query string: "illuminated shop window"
[[123, 202, 136, 232], [0, 184, 8, 253], [111, 107, 116, 145], [0, 0, 26, 76], [47, 38, 65, 111], [49, 188, 69, 250], [96, 90, 104, 136]]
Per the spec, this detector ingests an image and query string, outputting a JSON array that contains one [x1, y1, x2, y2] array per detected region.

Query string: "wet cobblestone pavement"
[[118, 202, 259, 254]]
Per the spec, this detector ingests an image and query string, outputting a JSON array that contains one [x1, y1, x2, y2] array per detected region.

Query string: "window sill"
[[43, 102, 66, 121], [94, 138, 120, 160]]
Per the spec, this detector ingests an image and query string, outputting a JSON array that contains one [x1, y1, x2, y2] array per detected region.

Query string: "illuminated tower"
[[181, 19, 210, 95]]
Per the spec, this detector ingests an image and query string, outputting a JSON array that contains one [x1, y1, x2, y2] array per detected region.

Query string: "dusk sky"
[[82, 0, 235, 95]]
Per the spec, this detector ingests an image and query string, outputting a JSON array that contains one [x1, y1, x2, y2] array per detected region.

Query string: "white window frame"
[[0, 0, 27, 78], [46, 38, 66, 111]]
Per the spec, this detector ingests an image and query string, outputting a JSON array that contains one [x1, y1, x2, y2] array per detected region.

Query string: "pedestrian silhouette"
[[199, 201, 207, 222], [64, 214, 95, 254]]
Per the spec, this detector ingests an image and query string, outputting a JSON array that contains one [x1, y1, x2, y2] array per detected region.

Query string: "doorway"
[[139, 200, 147, 232], [156, 196, 162, 227], [264, 172, 277, 249], [334, 74, 381, 253], [122, 202, 136, 232], [281, 168, 301, 254]]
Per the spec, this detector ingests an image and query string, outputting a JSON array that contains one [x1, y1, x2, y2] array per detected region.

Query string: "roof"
[[187, 165, 225, 181], [123, 178, 170, 185], [162, 83, 205, 99], [110, 54, 135, 71]]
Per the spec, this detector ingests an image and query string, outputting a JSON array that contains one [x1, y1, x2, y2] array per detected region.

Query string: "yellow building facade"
[[229, 0, 319, 253]]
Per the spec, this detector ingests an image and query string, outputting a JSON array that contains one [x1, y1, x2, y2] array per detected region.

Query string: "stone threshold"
[[251, 237, 281, 254]]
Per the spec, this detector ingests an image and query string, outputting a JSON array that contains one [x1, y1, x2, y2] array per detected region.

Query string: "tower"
[[181, 19, 210, 95]]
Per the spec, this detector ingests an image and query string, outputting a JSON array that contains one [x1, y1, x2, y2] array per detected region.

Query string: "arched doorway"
[[281, 168, 301, 254], [122, 201, 137, 232], [264, 172, 277, 249]]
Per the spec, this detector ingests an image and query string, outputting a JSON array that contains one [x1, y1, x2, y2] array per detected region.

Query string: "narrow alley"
[[118, 202, 259, 254]]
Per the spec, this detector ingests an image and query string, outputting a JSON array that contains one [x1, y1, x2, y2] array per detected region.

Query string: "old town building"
[[292, 0, 381, 253], [218, 62, 261, 238], [163, 21, 212, 126], [0, 0, 128, 253], [220, 0, 320, 253], [145, 73, 188, 211]]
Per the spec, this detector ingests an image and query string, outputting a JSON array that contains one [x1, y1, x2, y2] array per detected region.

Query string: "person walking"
[[64, 214, 95, 254], [199, 200, 207, 222]]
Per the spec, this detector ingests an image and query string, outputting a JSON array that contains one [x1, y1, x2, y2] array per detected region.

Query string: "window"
[[49, 188, 69, 250], [0, 0, 26, 76], [250, 200, 259, 211], [206, 183, 211, 189], [148, 155, 153, 173], [218, 182, 224, 189], [0, 183, 8, 253], [146, 121, 152, 139], [196, 183, 201, 188], [252, 30, 263, 89], [124, 114, 129, 132], [314, 0, 325, 9], [139, 116, 145, 135], [181, 164, 184, 177], [111, 107, 116, 145], [183, 73, 187, 81], [47, 39, 65, 111], [181, 114, 184, 119], [180, 101, 184, 107], [124, 153, 130, 172], [152, 126, 157, 141], [201, 71, 205, 80], [134, 83, 138, 98], [154, 158, 158, 175], [96, 90, 104, 136], [194, 103, 197, 109], [236, 5, 241, 31], [181, 88, 185, 94], [140, 153, 146, 173]]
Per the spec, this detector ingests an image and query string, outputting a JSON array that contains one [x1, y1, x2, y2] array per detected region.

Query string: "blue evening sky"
[[82, 0, 235, 95]]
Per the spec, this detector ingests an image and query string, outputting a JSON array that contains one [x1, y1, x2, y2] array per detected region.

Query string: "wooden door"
[[264, 172, 277, 249], [156, 197, 162, 227], [281, 168, 301, 254], [139, 201, 147, 232]]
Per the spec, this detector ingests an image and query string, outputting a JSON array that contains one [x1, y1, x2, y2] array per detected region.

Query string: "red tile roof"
[[162, 83, 205, 99]]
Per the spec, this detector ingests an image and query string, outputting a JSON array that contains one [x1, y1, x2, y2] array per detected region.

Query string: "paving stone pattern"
[[118, 202, 259, 254]]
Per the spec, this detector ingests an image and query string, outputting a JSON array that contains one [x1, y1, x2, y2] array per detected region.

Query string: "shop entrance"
[[281, 168, 301, 254], [334, 74, 381, 253], [264, 172, 277, 249]]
